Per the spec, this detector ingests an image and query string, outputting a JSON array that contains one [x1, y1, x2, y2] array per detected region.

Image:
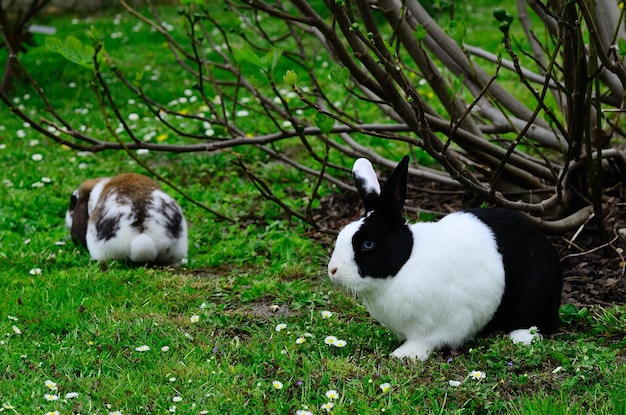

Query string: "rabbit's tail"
[[130, 234, 158, 264]]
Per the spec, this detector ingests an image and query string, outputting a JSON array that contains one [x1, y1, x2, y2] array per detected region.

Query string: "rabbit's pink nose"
[[329, 267, 338, 275]]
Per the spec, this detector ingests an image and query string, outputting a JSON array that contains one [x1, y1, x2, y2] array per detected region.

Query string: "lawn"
[[0, 1, 625, 414]]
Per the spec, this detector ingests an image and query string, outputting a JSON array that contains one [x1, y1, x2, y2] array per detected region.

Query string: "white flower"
[[448, 380, 462, 387], [324, 336, 337, 345], [65, 392, 79, 399], [29, 268, 42, 275], [12, 325, 21, 335], [296, 411, 313, 415], [552, 366, 563, 374], [469, 370, 486, 380], [275, 323, 287, 332], [2, 403, 15, 409], [380, 382, 391, 393], [43, 394, 59, 401], [136, 149, 149, 155], [135, 345, 150, 352], [272, 380, 283, 390], [295, 337, 306, 344], [325, 389, 339, 400], [31, 153, 43, 161], [190, 314, 200, 323], [321, 402, 335, 412], [334, 339, 347, 347], [320, 310, 333, 319], [45, 380, 58, 390], [161, 346, 170, 352], [128, 113, 139, 121], [173, 396, 182, 402]]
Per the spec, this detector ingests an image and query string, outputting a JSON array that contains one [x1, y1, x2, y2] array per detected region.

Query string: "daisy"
[[161, 346, 170, 352], [190, 314, 200, 323], [29, 268, 42, 275], [334, 339, 347, 347], [295, 337, 306, 344], [135, 345, 150, 352], [321, 402, 334, 412], [45, 380, 58, 390], [380, 382, 391, 393], [173, 396, 182, 402], [275, 323, 287, 332], [43, 394, 59, 401], [272, 380, 283, 390], [320, 310, 333, 319], [469, 370, 486, 380], [12, 325, 21, 335], [325, 389, 339, 400], [448, 380, 462, 387], [324, 336, 337, 345], [296, 411, 313, 415], [2, 403, 15, 409], [65, 392, 79, 399], [44, 412, 60, 415]]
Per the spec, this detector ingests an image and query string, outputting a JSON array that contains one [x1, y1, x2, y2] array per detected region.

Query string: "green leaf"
[[447, 20, 467, 44], [619, 38, 626, 58], [266, 47, 283, 73], [314, 112, 334, 134], [283, 70, 298, 87], [232, 45, 264, 69], [414, 24, 427, 41], [329, 65, 350, 86], [44, 36, 99, 70]]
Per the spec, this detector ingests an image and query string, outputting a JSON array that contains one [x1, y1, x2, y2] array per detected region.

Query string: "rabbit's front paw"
[[391, 341, 431, 361]]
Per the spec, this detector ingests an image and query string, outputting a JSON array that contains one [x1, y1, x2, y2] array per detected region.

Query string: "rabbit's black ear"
[[352, 158, 381, 212], [377, 156, 409, 219], [70, 189, 90, 249]]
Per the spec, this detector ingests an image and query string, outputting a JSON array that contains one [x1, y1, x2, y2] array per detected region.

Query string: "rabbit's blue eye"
[[362, 240, 376, 252]]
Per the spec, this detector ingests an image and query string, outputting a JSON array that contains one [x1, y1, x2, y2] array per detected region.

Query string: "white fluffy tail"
[[130, 234, 158, 263]]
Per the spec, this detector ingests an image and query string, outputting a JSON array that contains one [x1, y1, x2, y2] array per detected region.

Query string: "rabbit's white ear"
[[353, 158, 381, 212]]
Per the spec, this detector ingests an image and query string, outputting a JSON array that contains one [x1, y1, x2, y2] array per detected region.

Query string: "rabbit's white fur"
[[66, 174, 188, 266], [329, 212, 506, 360]]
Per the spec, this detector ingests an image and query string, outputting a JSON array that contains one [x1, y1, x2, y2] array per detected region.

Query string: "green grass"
[[1, 2, 625, 414]]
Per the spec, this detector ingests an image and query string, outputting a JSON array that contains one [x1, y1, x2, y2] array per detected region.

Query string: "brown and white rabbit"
[[66, 173, 188, 266], [328, 156, 562, 360]]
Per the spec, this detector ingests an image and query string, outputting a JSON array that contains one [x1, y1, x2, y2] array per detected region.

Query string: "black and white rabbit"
[[328, 156, 562, 360], [66, 173, 188, 266]]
